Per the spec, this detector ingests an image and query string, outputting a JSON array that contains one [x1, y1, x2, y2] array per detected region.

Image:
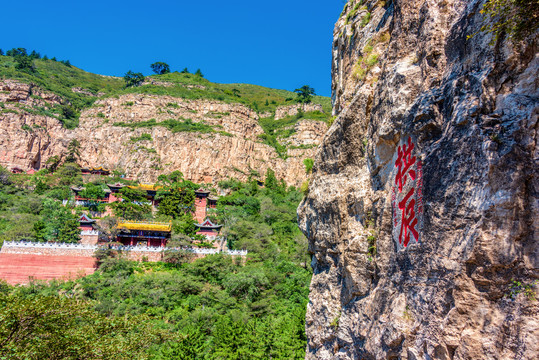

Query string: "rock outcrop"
[[0, 83, 327, 186], [299, 0, 538, 359]]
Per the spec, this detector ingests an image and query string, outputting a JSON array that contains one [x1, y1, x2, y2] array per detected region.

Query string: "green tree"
[[194, 68, 204, 77], [0, 49, 3, 56], [294, 85, 315, 104], [45, 155, 61, 172], [111, 187, 151, 220], [123, 70, 145, 87], [40, 198, 80, 243], [0, 293, 172, 359], [264, 168, 278, 190], [163, 249, 194, 267], [65, 138, 81, 163], [55, 162, 82, 186], [181, 67, 190, 73], [158, 187, 195, 219], [79, 183, 105, 200], [14, 55, 34, 72], [29, 50, 41, 59], [150, 62, 171, 75], [6, 48, 27, 57], [0, 165, 11, 185]]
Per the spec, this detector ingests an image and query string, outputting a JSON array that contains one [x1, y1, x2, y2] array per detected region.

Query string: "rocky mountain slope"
[[0, 77, 328, 186], [298, 0, 538, 359]]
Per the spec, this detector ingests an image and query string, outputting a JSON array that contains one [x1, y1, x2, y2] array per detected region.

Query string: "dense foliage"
[[0, 166, 312, 358]]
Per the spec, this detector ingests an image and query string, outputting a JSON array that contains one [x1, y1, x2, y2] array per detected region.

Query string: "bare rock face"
[[0, 86, 327, 186], [298, 0, 538, 359]]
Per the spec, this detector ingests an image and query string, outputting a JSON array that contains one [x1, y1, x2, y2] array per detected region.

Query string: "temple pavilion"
[[116, 220, 172, 247], [81, 166, 110, 175], [78, 214, 99, 245], [195, 218, 223, 239]]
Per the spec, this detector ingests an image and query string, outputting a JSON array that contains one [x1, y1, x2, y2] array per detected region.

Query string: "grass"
[[130, 133, 153, 142], [114, 117, 226, 135], [353, 39, 384, 82], [359, 12, 371, 27]]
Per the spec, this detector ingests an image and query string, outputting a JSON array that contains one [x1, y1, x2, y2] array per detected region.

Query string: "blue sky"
[[1, 1, 344, 96]]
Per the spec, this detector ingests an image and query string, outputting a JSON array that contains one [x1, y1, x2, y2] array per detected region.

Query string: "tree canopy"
[[294, 85, 315, 104], [123, 70, 145, 87], [150, 61, 170, 75]]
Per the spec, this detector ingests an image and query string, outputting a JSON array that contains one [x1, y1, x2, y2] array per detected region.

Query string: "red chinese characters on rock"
[[393, 137, 422, 248], [398, 188, 418, 247], [395, 137, 416, 192]]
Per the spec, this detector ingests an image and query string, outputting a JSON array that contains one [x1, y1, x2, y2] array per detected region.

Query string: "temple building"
[[195, 218, 223, 240], [78, 214, 99, 245], [81, 166, 110, 175], [194, 188, 211, 222], [116, 220, 171, 247], [207, 195, 218, 209], [106, 183, 126, 202], [128, 184, 163, 207]]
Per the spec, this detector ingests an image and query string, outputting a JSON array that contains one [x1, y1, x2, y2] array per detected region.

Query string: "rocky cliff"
[[0, 80, 327, 186], [298, 0, 538, 359]]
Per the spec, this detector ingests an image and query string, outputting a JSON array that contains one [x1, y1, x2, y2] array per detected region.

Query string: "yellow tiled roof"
[[128, 183, 163, 191], [117, 220, 172, 232], [90, 166, 110, 172]]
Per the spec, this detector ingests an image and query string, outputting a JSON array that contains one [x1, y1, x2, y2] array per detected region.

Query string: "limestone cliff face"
[[299, 0, 538, 359], [0, 83, 327, 186]]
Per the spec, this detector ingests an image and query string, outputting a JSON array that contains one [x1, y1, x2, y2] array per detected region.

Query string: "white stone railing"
[[1, 241, 247, 256], [226, 249, 248, 256], [2, 241, 97, 250], [110, 245, 163, 252], [162, 247, 247, 255], [81, 230, 99, 236]]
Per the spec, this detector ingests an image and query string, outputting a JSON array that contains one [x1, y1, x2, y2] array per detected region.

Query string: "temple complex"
[[116, 220, 172, 247]]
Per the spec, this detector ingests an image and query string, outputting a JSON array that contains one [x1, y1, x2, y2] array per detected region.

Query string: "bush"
[[130, 133, 153, 142], [163, 249, 194, 267], [303, 158, 314, 174], [123, 70, 145, 87], [474, 0, 539, 43]]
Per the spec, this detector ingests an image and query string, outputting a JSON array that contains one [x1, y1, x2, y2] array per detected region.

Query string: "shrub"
[[163, 249, 194, 267], [300, 180, 309, 195], [130, 133, 153, 142], [472, 0, 539, 43], [359, 12, 371, 27], [303, 158, 314, 174]]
